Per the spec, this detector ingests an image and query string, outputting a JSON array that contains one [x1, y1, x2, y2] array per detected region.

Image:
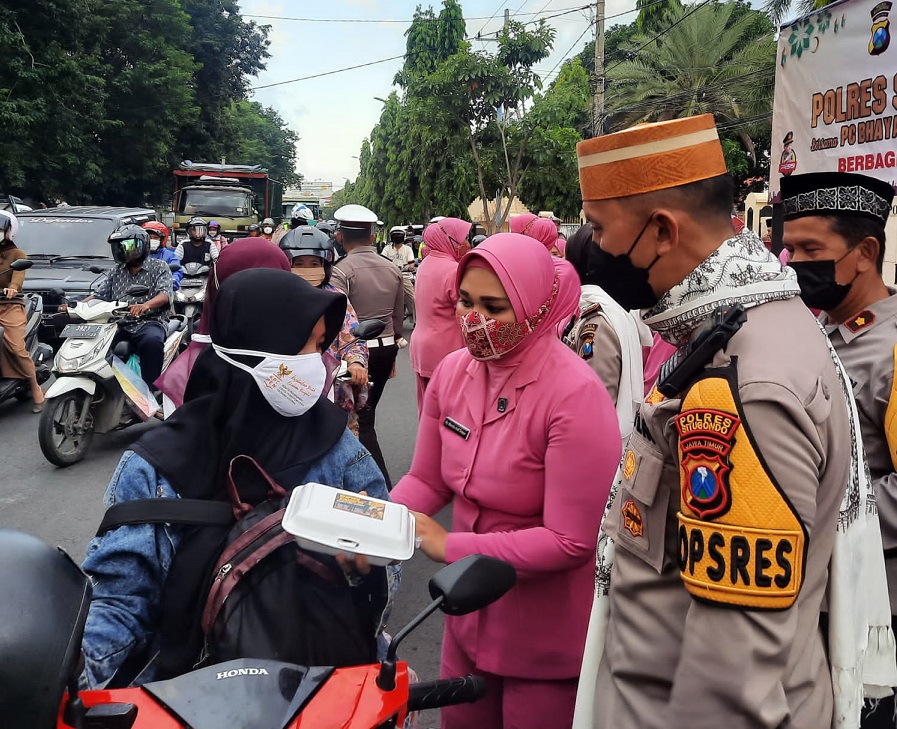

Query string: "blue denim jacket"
[[81, 429, 395, 688]]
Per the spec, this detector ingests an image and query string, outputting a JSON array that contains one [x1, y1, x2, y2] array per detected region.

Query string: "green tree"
[[222, 101, 301, 187], [413, 18, 555, 231], [636, 0, 684, 31], [174, 0, 271, 164], [0, 0, 198, 205], [517, 59, 591, 218], [605, 1, 774, 165]]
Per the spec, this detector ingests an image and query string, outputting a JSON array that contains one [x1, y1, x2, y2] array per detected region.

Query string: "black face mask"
[[789, 251, 856, 311], [591, 216, 660, 311]]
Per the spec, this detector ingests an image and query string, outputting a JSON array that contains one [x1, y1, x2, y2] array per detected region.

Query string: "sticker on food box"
[[332, 492, 385, 520]]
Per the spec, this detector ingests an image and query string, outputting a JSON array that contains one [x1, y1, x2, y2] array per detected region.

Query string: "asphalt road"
[[0, 327, 450, 722]]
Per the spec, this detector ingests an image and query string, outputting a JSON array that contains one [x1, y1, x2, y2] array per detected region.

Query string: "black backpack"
[[97, 456, 387, 682]]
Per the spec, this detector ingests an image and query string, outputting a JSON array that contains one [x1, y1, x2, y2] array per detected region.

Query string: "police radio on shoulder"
[[657, 305, 747, 398]]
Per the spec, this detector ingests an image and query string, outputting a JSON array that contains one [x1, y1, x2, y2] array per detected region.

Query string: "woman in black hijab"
[[80, 269, 390, 688]]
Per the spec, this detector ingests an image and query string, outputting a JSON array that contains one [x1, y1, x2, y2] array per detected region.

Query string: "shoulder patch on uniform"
[[581, 301, 603, 318], [576, 322, 598, 360], [846, 309, 875, 333], [675, 375, 806, 611]]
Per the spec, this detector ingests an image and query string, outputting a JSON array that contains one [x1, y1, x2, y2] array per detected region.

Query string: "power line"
[[242, 5, 591, 25], [476, 0, 510, 36], [541, 21, 593, 81], [604, 0, 716, 74]]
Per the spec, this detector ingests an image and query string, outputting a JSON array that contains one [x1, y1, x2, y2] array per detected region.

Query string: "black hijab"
[[133, 268, 348, 499], [564, 223, 603, 286]]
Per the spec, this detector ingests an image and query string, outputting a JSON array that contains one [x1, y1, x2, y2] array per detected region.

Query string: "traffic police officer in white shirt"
[[330, 205, 405, 488]]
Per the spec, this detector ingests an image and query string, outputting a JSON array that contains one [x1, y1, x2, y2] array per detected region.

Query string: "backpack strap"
[[227, 455, 288, 517], [97, 499, 234, 536]]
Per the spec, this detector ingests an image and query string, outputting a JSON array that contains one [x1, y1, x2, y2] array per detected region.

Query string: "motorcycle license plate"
[[61, 323, 103, 338]]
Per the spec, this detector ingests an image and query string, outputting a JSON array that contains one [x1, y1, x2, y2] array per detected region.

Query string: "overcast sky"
[[241, 0, 638, 189]]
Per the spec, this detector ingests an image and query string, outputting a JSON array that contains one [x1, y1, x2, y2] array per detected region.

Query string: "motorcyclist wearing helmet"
[[382, 227, 416, 326], [142, 221, 182, 292], [260, 217, 277, 240], [77, 226, 173, 386], [280, 226, 369, 436], [0, 210, 45, 411], [207, 220, 226, 253], [317, 220, 345, 258], [247, 223, 261, 238], [175, 216, 219, 266]]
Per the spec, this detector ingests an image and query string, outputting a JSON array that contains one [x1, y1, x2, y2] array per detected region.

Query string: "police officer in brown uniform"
[[574, 115, 853, 729], [782, 171, 897, 728], [330, 204, 404, 489]]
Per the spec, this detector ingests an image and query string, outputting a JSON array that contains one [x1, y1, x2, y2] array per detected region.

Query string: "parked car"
[[14, 206, 156, 345], [1, 194, 31, 214]]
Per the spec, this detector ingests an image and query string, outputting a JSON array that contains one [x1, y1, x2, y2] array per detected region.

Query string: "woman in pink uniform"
[[391, 234, 621, 729], [409, 217, 472, 416], [511, 213, 562, 256]]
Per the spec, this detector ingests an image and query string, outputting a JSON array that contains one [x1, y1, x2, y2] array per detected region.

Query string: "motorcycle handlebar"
[[406, 675, 487, 712]]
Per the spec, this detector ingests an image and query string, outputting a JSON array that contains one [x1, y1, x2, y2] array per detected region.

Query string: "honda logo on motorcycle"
[[216, 667, 270, 680]]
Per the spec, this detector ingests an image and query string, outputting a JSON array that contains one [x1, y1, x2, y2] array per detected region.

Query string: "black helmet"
[[471, 234, 488, 247], [280, 226, 335, 286], [186, 216, 208, 240], [108, 224, 150, 264], [0, 531, 92, 729], [248, 223, 260, 233]]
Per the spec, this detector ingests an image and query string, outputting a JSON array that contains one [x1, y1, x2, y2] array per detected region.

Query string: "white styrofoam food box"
[[281, 483, 416, 566]]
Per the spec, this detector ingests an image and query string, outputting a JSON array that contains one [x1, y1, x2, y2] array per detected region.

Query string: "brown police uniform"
[[595, 297, 851, 729], [331, 247, 404, 487], [0, 243, 36, 382], [825, 290, 897, 614], [565, 304, 623, 403]]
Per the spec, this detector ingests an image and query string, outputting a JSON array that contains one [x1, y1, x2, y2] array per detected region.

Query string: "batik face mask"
[[213, 344, 327, 417], [458, 278, 558, 360]]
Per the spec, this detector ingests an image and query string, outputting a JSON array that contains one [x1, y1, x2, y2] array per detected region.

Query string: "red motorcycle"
[[0, 530, 516, 729]]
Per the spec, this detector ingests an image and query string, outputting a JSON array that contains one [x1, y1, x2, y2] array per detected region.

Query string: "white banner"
[[770, 0, 897, 198]]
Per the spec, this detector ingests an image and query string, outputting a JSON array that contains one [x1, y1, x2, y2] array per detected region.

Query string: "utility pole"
[[592, 0, 606, 136]]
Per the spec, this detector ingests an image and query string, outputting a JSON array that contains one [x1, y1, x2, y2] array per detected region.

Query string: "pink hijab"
[[510, 214, 558, 252], [423, 217, 472, 260], [155, 239, 291, 408], [552, 257, 582, 338], [456, 233, 570, 405]]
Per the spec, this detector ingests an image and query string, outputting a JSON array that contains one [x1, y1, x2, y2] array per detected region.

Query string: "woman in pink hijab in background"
[[510, 213, 562, 256], [155, 239, 291, 410], [409, 217, 472, 416], [392, 233, 621, 729]]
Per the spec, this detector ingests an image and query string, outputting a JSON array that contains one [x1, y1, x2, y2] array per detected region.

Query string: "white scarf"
[[573, 231, 896, 729], [573, 284, 651, 440]]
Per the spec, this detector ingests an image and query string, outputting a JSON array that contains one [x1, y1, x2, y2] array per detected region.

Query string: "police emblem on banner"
[[675, 408, 741, 520]]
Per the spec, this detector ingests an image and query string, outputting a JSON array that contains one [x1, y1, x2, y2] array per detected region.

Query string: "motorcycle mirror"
[[0, 531, 92, 729], [377, 555, 516, 692], [10, 259, 33, 271], [168, 262, 181, 273], [429, 555, 516, 616], [351, 319, 386, 341], [126, 284, 150, 297], [88, 265, 105, 274]]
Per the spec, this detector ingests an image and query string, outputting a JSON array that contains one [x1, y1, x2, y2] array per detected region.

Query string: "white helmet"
[[0, 210, 19, 242]]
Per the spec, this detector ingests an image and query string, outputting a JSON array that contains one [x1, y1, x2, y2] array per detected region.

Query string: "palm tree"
[[605, 1, 775, 164], [765, 0, 830, 27]]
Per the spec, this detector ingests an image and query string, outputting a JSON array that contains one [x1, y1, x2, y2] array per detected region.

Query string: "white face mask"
[[149, 240, 161, 252], [213, 344, 327, 417], [262, 226, 274, 235]]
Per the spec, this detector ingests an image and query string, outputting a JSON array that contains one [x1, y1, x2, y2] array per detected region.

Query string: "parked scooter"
[[0, 259, 53, 407], [38, 285, 187, 467], [0, 528, 516, 729], [174, 261, 209, 345]]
